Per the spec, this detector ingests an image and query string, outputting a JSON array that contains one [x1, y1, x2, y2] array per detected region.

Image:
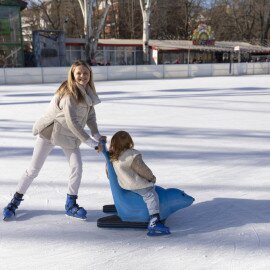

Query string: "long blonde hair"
[[109, 131, 134, 161], [55, 60, 97, 103]]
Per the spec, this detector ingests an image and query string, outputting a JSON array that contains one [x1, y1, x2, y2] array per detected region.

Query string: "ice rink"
[[0, 75, 270, 269]]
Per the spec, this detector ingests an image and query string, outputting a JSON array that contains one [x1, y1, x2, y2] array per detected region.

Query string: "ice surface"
[[0, 75, 269, 269]]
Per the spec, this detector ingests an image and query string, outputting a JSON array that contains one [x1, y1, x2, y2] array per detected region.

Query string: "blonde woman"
[[3, 60, 106, 220]]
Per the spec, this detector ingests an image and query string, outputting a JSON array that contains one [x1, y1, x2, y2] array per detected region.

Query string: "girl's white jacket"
[[112, 149, 154, 190]]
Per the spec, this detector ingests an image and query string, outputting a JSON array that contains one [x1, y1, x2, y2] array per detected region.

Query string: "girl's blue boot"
[[65, 194, 87, 220], [3, 192, 24, 220], [147, 214, 171, 236]]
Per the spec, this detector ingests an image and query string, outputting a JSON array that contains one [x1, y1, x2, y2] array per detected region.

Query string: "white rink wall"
[[0, 62, 270, 85]]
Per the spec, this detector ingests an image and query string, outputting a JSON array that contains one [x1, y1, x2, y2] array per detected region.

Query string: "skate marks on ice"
[[101, 85, 270, 103]]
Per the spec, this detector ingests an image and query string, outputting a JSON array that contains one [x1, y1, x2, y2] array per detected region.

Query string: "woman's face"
[[73, 65, 91, 87]]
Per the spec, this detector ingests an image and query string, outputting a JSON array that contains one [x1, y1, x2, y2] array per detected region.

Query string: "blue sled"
[[97, 145, 194, 228]]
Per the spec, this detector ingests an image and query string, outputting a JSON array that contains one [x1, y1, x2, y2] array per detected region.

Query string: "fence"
[[0, 62, 269, 85]]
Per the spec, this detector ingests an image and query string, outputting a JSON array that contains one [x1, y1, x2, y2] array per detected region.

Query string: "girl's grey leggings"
[[133, 186, 159, 216], [16, 136, 82, 195]]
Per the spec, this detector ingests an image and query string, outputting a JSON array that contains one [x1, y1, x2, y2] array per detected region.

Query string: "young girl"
[[3, 60, 106, 221], [109, 130, 170, 236]]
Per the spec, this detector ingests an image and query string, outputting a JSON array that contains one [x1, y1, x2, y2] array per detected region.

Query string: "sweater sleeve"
[[86, 107, 99, 136], [63, 96, 90, 142], [131, 154, 156, 183]]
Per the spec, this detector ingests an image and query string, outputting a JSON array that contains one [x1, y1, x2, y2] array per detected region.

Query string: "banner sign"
[[192, 16, 215, 46]]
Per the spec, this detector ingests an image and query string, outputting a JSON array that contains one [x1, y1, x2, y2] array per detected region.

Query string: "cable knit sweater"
[[33, 84, 101, 149]]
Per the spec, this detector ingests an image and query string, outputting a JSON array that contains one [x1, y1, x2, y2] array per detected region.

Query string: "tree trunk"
[[86, 0, 93, 61], [90, 3, 111, 58], [140, 0, 151, 64], [77, 0, 111, 62], [259, 1, 270, 45]]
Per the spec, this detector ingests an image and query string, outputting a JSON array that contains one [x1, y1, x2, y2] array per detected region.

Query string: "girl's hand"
[[95, 143, 103, 153]]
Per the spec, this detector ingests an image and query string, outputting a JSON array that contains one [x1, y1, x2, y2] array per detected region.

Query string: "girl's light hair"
[[55, 60, 96, 103], [109, 131, 134, 161]]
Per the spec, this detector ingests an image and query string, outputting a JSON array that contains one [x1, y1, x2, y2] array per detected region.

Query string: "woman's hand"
[[99, 136, 107, 143]]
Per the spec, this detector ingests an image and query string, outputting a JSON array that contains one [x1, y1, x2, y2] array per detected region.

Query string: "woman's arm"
[[86, 107, 99, 136], [86, 106, 106, 142]]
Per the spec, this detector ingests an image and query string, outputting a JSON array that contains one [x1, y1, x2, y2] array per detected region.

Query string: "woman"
[[3, 60, 106, 220]]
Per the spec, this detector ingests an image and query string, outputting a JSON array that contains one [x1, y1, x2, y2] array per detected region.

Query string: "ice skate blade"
[[65, 214, 87, 221], [3, 215, 15, 222], [147, 230, 171, 237]]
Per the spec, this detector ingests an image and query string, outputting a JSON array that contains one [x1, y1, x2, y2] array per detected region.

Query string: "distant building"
[[0, 0, 27, 67], [2, 2, 270, 68], [64, 38, 270, 67], [65, 17, 270, 66]]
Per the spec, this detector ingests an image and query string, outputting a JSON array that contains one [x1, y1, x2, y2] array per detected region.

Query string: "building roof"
[[0, 0, 27, 10], [98, 39, 270, 53], [65, 38, 270, 53]]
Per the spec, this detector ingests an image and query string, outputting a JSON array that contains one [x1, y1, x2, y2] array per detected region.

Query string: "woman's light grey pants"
[[133, 186, 159, 216], [16, 136, 82, 195]]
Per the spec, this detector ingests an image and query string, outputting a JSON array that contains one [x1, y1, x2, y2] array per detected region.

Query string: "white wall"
[[42, 67, 69, 83], [4, 68, 43, 84], [0, 68, 5, 84], [0, 63, 269, 85]]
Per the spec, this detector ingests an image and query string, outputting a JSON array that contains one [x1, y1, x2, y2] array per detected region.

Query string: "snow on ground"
[[0, 75, 270, 270]]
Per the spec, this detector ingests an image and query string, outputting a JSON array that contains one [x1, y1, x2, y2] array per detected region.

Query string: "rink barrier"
[[0, 62, 269, 85]]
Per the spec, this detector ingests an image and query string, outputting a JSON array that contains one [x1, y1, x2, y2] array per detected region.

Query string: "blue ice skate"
[[147, 215, 171, 236], [65, 194, 87, 220], [3, 193, 24, 221]]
